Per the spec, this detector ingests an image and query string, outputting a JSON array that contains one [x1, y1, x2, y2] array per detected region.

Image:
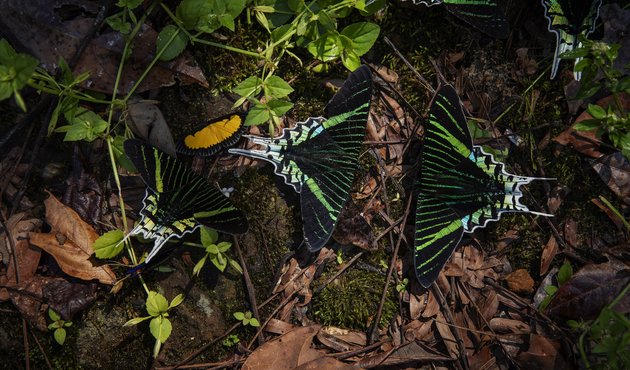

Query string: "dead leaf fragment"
[[591, 152, 630, 205], [242, 325, 322, 370], [540, 236, 559, 276], [547, 262, 630, 319], [28, 193, 116, 285]]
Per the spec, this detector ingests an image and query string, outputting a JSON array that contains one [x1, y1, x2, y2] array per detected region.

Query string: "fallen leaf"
[[488, 318, 530, 334], [331, 206, 376, 250], [591, 152, 630, 205], [435, 311, 458, 359], [547, 185, 570, 214], [591, 198, 626, 231], [0, 213, 42, 300], [264, 318, 295, 335], [293, 357, 355, 370], [317, 326, 366, 352], [563, 218, 579, 248], [28, 193, 116, 285], [356, 340, 452, 368], [242, 325, 322, 370], [126, 99, 177, 157], [540, 235, 559, 276], [8, 276, 64, 331], [546, 263, 630, 319], [42, 278, 97, 320], [505, 269, 535, 294], [516, 334, 564, 369]]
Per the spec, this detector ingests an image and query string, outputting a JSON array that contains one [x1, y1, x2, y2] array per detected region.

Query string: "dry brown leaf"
[[293, 357, 355, 370], [403, 319, 432, 341], [591, 152, 630, 205], [242, 325, 322, 370], [264, 318, 296, 335], [421, 290, 440, 319], [563, 218, 579, 248], [478, 287, 499, 321], [489, 318, 530, 334], [0, 213, 42, 300], [591, 197, 626, 230], [547, 185, 570, 214], [317, 326, 366, 353], [28, 193, 116, 285], [356, 340, 452, 368], [516, 334, 563, 369], [540, 235, 559, 276], [505, 269, 535, 294], [435, 311, 459, 359]]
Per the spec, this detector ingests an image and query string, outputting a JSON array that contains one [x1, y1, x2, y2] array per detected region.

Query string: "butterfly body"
[[124, 139, 248, 262], [414, 85, 551, 288], [229, 66, 373, 251], [541, 0, 603, 80]]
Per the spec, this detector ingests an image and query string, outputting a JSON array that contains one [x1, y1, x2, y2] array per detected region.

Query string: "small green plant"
[[538, 261, 573, 311], [124, 291, 184, 358], [233, 310, 260, 327], [396, 277, 408, 293], [0, 39, 39, 111], [192, 227, 243, 275], [47, 309, 73, 345], [222, 334, 241, 347], [562, 37, 630, 159]]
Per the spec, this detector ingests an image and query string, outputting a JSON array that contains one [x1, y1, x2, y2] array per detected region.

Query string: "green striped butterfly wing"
[[415, 85, 548, 287], [406, 0, 509, 39], [229, 66, 373, 251], [124, 139, 248, 262], [541, 0, 603, 79]]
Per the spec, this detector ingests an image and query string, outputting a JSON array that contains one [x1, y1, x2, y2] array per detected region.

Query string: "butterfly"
[[413, 85, 551, 288], [176, 113, 245, 156], [402, 0, 509, 39], [228, 66, 373, 252], [124, 139, 248, 262], [541, 0, 603, 80]]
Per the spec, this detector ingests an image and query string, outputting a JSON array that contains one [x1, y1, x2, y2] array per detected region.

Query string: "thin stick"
[[232, 236, 264, 345], [314, 252, 364, 295], [383, 37, 434, 94]]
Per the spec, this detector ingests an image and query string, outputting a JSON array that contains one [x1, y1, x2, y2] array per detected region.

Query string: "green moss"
[[313, 269, 396, 330]]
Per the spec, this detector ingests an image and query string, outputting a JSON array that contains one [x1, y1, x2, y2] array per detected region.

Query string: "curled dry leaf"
[[8, 276, 67, 331], [0, 213, 42, 301], [317, 326, 366, 353], [546, 262, 630, 320], [331, 207, 376, 250], [28, 193, 116, 285], [488, 318, 531, 334], [264, 318, 295, 335], [540, 235, 559, 276], [126, 99, 177, 157], [516, 334, 564, 369]]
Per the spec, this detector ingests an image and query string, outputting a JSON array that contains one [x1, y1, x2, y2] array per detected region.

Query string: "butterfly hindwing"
[[124, 139, 248, 262], [541, 0, 603, 79], [414, 86, 550, 287], [228, 66, 373, 251]]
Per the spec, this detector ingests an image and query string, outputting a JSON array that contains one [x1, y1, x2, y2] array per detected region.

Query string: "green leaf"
[[146, 291, 169, 316], [558, 262, 573, 285], [560, 48, 589, 59], [587, 104, 607, 119], [106, 13, 131, 35], [156, 25, 189, 62], [192, 254, 208, 276], [206, 243, 219, 255], [210, 253, 227, 272], [229, 259, 243, 274], [264, 75, 293, 98], [200, 226, 219, 246], [0, 39, 17, 65], [307, 31, 342, 61], [340, 22, 380, 57], [233, 311, 245, 320], [54, 328, 66, 345], [249, 318, 260, 327], [48, 309, 61, 321], [169, 293, 185, 309], [59, 108, 108, 142], [92, 229, 125, 259], [123, 316, 152, 326], [573, 119, 601, 132], [233, 76, 264, 98], [150, 316, 172, 343], [245, 104, 271, 126], [176, 0, 246, 33], [268, 99, 293, 116], [341, 49, 360, 71], [116, 0, 143, 9], [217, 241, 232, 252], [112, 135, 137, 172]]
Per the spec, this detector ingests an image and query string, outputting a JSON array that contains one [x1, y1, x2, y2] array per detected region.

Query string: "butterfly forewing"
[[176, 113, 245, 156]]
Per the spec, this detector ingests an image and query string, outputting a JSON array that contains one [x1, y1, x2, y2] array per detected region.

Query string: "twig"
[[368, 195, 413, 344], [382, 37, 434, 94], [314, 251, 364, 295], [22, 318, 30, 370], [232, 236, 264, 345], [431, 284, 468, 370], [0, 212, 20, 284]]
